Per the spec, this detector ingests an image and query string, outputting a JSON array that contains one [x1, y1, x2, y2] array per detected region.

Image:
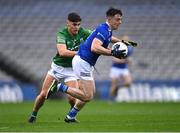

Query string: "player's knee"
[[83, 95, 93, 102], [39, 91, 47, 99], [124, 81, 132, 87]]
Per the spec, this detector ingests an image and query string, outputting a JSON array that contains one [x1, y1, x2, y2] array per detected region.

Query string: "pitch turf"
[[0, 100, 180, 132]]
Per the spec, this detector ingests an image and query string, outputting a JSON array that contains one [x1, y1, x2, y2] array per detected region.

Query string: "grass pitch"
[[0, 100, 180, 132]]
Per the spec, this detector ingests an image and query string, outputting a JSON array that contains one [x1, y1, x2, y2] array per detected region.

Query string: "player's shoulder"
[[96, 23, 110, 36], [97, 23, 109, 30], [79, 27, 92, 34], [57, 27, 68, 36]]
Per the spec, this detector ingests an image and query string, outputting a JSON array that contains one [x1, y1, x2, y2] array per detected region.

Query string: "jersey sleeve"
[[80, 28, 92, 39], [56, 32, 66, 44], [84, 28, 92, 37], [95, 26, 108, 43]]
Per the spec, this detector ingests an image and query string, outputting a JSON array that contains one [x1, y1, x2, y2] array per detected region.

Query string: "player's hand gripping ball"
[[111, 42, 128, 59]]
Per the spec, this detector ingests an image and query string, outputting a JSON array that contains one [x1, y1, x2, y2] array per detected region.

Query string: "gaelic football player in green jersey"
[[28, 12, 91, 123]]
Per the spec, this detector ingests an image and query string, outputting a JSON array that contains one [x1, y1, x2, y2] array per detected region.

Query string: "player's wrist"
[[74, 51, 78, 55]]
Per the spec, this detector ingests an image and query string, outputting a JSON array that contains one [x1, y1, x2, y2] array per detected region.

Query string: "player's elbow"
[[91, 39, 102, 53], [91, 45, 99, 53], [59, 51, 66, 56], [91, 47, 97, 53]]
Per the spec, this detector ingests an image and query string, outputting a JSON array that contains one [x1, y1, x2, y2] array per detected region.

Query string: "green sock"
[[31, 111, 37, 117]]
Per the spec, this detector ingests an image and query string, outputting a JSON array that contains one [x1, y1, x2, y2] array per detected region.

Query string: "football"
[[112, 42, 128, 56]]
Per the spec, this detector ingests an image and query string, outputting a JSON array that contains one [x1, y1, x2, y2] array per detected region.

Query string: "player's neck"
[[106, 21, 112, 31]]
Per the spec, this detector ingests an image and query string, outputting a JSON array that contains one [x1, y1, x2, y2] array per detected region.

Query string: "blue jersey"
[[112, 46, 133, 69], [78, 23, 112, 66]]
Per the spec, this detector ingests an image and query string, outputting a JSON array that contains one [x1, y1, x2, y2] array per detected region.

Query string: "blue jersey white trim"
[[78, 23, 112, 66]]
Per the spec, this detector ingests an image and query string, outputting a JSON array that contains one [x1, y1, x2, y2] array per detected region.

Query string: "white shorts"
[[110, 67, 130, 78], [48, 62, 78, 82], [72, 55, 94, 80]]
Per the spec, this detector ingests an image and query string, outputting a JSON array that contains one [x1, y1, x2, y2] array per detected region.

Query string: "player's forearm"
[[91, 38, 112, 56], [59, 50, 77, 57], [113, 57, 125, 63], [91, 45, 111, 56]]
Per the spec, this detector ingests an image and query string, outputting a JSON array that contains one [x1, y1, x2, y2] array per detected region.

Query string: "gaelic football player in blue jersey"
[[51, 7, 138, 123]]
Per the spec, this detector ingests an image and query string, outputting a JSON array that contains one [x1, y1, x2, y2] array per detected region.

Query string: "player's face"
[[109, 14, 122, 30], [67, 20, 81, 36]]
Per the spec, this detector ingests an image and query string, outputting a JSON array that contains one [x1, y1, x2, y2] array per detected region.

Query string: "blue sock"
[[57, 83, 68, 92], [67, 107, 79, 119]]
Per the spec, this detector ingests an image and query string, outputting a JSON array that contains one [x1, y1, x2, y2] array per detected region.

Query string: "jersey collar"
[[105, 22, 112, 32]]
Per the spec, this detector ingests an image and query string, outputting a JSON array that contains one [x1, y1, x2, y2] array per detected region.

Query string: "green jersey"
[[53, 27, 91, 67]]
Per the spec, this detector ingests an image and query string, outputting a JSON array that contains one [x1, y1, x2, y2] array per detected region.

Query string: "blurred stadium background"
[[0, 0, 180, 103]]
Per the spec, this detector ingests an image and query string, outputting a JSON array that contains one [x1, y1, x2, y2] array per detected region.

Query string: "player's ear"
[[66, 20, 69, 27], [107, 16, 111, 21], [107, 16, 113, 23]]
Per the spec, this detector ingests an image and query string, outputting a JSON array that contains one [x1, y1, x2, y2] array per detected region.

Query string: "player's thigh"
[[111, 77, 119, 87], [41, 74, 55, 95], [65, 80, 79, 88], [122, 73, 132, 85], [72, 55, 95, 98], [79, 79, 95, 99]]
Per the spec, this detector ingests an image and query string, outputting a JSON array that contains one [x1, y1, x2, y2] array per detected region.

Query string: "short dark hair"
[[106, 7, 122, 17], [68, 12, 81, 22]]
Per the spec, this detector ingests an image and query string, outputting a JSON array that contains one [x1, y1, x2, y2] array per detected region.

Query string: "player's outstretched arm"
[[111, 36, 121, 43], [122, 40, 138, 47], [111, 36, 138, 47], [57, 44, 77, 57]]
